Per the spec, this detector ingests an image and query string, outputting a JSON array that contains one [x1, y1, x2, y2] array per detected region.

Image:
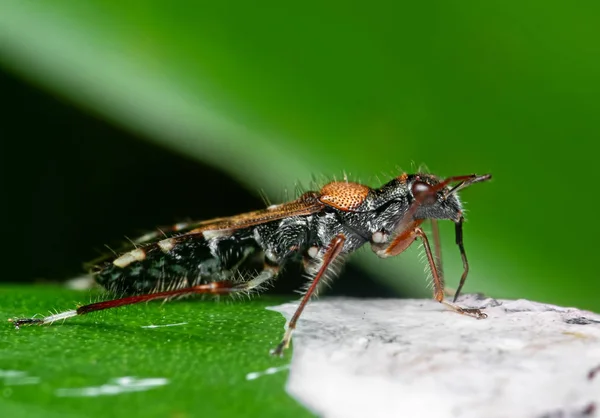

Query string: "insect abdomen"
[[94, 232, 260, 295]]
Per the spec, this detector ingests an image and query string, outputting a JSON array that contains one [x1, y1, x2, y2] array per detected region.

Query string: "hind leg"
[[10, 265, 280, 327]]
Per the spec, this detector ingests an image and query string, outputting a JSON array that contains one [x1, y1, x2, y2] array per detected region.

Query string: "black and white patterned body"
[[96, 174, 463, 296]]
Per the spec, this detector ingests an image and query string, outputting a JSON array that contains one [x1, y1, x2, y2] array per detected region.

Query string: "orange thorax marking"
[[319, 181, 370, 211]]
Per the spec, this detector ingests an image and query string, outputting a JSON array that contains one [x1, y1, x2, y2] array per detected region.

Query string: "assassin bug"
[[11, 172, 491, 356]]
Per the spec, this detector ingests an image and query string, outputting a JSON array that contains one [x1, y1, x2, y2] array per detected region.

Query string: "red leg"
[[432, 219, 458, 299], [373, 225, 485, 319], [414, 227, 484, 317], [10, 266, 279, 327], [431, 219, 444, 281], [271, 234, 346, 356]]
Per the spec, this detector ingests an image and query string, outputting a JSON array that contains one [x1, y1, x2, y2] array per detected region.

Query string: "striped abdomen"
[[94, 231, 261, 295]]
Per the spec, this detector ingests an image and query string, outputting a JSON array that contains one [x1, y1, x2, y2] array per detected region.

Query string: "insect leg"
[[372, 223, 485, 319], [10, 266, 279, 328], [430, 219, 444, 280], [415, 227, 486, 318], [431, 219, 456, 299], [452, 216, 469, 302], [271, 234, 346, 357]]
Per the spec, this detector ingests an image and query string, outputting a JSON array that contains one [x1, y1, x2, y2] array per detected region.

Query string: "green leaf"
[[0, 286, 312, 418]]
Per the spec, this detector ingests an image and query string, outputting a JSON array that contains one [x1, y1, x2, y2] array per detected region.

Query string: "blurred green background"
[[0, 2, 598, 309], [1, 2, 599, 417]]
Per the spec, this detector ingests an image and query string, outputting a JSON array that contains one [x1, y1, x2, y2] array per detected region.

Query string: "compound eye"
[[411, 181, 437, 204]]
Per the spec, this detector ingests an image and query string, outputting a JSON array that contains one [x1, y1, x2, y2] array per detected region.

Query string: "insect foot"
[[270, 342, 287, 358], [460, 308, 488, 319], [441, 300, 488, 319], [8, 317, 44, 329], [270, 327, 294, 357]]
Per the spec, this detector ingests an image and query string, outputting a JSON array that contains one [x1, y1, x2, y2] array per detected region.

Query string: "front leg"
[[372, 226, 486, 319]]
